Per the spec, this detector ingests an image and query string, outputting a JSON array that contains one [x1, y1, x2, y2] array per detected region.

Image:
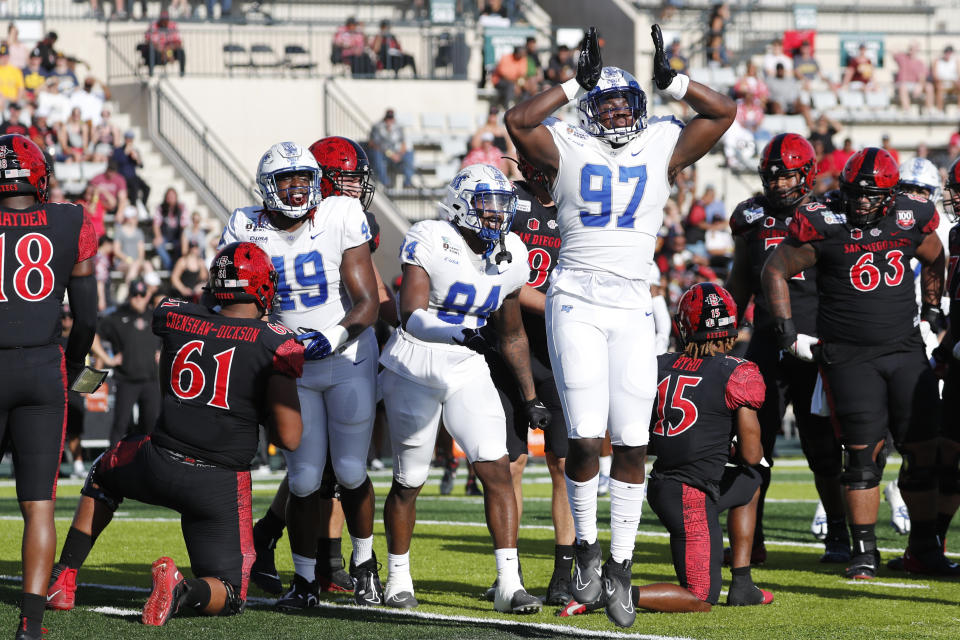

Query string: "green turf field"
[[1, 460, 958, 640]]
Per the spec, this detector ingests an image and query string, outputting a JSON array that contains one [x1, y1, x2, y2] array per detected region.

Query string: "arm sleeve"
[[405, 308, 466, 345], [64, 274, 97, 369], [725, 360, 766, 410]]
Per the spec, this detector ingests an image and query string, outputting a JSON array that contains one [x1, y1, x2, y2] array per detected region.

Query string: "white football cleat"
[[810, 500, 828, 541], [884, 480, 910, 535]]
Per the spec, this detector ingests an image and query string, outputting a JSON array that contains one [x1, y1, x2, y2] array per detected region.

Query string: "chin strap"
[[494, 236, 512, 265]]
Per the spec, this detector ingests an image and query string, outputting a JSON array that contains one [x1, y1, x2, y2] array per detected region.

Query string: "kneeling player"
[[47, 243, 305, 625], [379, 164, 548, 613]]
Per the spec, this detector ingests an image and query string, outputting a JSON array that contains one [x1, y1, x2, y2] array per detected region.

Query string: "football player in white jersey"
[[379, 164, 550, 614], [504, 26, 735, 627], [219, 142, 383, 609]]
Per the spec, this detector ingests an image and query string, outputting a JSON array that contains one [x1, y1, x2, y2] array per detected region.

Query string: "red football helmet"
[[0, 134, 50, 203], [207, 242, 278, 313], [839, 147, 899, 227], [308, 136, 375, 209], [675, 283, 739, 345], [758, 133, 816, 209], [944, 156, 960, 222]]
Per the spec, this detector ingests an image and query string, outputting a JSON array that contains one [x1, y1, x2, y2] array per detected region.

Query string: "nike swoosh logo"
[[645, 311, 653, 316], [46, 590, 61, 601], [353, 358, 367, 366], [621, 600, 635, 614], [255, 571, 280, 580], [562, 555, 573, 561], [631, 150, 642, 156], [311, 230, 325, 239], [574, 570, 592, 591], [594, 567, 602, 577]]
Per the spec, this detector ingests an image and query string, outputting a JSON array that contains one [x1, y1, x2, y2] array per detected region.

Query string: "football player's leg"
[[718, 466, 773, 605], [546, 292, 608, 545], [251, 475, 289, 594], [487, 349, 527, 518], [937, 377, 960, 544]]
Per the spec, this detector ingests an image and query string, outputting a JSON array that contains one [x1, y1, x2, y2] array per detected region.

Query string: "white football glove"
[[787, 334, 819, 362]]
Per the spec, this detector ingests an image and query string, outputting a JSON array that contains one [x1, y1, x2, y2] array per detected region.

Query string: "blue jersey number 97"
[[271, 251, 328, 311], [579, 163, 647, 228]]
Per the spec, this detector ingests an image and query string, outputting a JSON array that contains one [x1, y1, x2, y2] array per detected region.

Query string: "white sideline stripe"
[[1, 576, 691, 640], [843, 580, 930, 589]]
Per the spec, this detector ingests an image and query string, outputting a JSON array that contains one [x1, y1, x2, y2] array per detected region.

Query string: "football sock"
[[291, 553, 316, 583], [256, 508, 285, 544], [565, 473, 599, 544], [598, 455, 611, 478], [936, 513, 953, 545], [609, 478, 644, 563], [317, 537, 343, 570], [181, 578, 211, 611], [59, 526, 93, 570], [351, 535, 374, 565], [727, 566, 763, 605], [553, 544, 575, 578], [826, 517, 848, 539], [19, 592, 44, 638], [494, 547, 522, 593], [386, 552, 413, 595], [909, 519, 939, 552], [850, 523, 877, 556]]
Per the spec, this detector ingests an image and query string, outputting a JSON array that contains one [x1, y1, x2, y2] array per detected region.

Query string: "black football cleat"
[[844, 550, 880, 580], [545, 572, 573, 606], [275, 574, 319, 611], [440, 467, 455, 496], [385, 590, 419, 608], [820, 531, 852, 564], [317, 555, 353, 593], [900, 547, 960, 576], [494, 586, 541, 614], [601, 557, 635, 628], [350, 553, 385, 606], [571, 540, 603, 606], [727, 584, 774, 606], [250, 525, 283, 595]]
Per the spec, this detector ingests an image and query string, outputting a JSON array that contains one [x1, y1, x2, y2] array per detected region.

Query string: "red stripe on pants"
[[236, 471, 254, 601], [681, 483, 711, 601]]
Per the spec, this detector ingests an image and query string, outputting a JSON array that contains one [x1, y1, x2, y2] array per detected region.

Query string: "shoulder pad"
[[787, 206, 832, 243]]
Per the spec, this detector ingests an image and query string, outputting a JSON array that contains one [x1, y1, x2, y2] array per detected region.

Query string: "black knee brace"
[[898, 449, 938, 492], [938, 450, 960, 496], [317, 463, 340, 500], [800, 432, 843, 478], [218, 579, 245, 616], [79, 453, 122, 511], [840, 442, 886, 490]]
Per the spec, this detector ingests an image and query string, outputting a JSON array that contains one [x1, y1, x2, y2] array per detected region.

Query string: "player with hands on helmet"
[[726, 133, 848, 565], [220, 141, 384, 610], [47, 242, 304, 629], [379, 164, 544, 613], [504, 24, 734, 629], [763, 147, 957, 579]]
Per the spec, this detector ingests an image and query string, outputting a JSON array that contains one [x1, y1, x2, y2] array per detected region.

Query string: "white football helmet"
[[256, 141, 323, 219], [578, 66, 647, 145], [440, 164, 517, 244], [898, 157, 941, 202]]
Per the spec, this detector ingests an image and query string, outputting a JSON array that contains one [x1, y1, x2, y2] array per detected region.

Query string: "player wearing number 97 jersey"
[[505, 33, 736, 624], [219, 141, 384, 607], [763, 147, 955, 579]]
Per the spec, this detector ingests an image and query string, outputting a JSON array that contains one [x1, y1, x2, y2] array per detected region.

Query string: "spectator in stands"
[[894, 43, 934, 112], [523, 36, 542, 82], [881, 133, 899, 164], [766, 63, 803, 115], [667, 38, 689, 76], [368, 108, 415, 188], [29, 112, 59, 159], [372, 19, 416, 77], [90, 158, 129, 218], [113, 129, 150, 208], [5, 23, 28, 69], [181, 211, 210, 260], [333, 17, 374, 76], [58, 106, 89, 163], [806, 112, 841, 154], [705, 34, 728, 68], [140, 11, 186, 78], [94, 236, 114, 312], [21, 47, 47, 101], [37, 77, 71, 125], [723, 93, 768, 171], [0, 43, 24, 107], [472, 105, 513, 154], [706, 2, 729, 45], [491, 45, 527, 108], [762, 37, 793, 78], [170, 241, 209, 302], [811, 139, 834, 195], [36, 31, 58, 73], [705, 206, 733, 273], [792, 40, 830, 90], [685, 187, 713, 258], [544, 44, 573, 86], [76, 181, 107, 241], [841, 43, 875, 91], [206, 0, 232, 21], [48, 53, 78, 92], [461, 132, 507, 173], [478, 0, 510, 28], [114, 206, 155, 290], [830, 137, 856, 175], [90, 108, 121, 162], [0, 102, 28, 135], [152, 187, 187, 270], [734, 60, 769, 104], [71, 77, 106, 125], [933, 45, 960, 112]]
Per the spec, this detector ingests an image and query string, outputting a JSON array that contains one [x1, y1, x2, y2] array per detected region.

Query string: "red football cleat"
[[141, 557, 186, 626], [759, 588, 774, 605], [556, 599, 587, 617], [46, 565, 77, 611]]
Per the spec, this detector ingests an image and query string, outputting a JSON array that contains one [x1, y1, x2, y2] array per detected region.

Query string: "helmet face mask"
[[839, 148, 899, 228], [442, 164, 517, 245], [208, 242, 278, 313], [578, 67, 647, 145], [257, 142, 323, 220], [309, 136, 376, 209], [758, 133, 816, 210]]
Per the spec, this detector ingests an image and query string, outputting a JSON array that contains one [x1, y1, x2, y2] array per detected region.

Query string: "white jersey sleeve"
[[547, 116, 683, 283], [336, 197, 374, 254]]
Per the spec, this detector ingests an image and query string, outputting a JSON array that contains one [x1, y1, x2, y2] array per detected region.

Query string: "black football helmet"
[[0, 134, 50, 203]]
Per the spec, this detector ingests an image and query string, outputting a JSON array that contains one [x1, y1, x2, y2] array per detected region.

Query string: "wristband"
[[561, 78, 586, 103], [323, 324, 350, 353], [663, 73, 690, 101]]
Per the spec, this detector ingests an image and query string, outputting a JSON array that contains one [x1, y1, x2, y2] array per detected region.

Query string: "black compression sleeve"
[[65, 274, 98, 372]]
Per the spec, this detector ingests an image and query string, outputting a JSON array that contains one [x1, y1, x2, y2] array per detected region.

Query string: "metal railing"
[[150, 79, 257, 220]]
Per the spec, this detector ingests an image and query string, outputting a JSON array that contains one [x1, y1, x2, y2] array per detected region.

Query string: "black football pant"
[[109, 378, 161, 447]]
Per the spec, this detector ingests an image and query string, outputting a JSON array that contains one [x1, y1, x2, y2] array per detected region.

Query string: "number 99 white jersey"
[[546, 116, 683, 295], [379, 219, 528, 389], [218, 196, 372, 333]]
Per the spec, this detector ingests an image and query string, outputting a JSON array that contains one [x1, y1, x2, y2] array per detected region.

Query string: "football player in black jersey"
[[763, 148, 957, 578], [46, 242, 306, 626], [0, 135, 98, 640], [484, 155, 576, 605], [726, 133, 847, 564]]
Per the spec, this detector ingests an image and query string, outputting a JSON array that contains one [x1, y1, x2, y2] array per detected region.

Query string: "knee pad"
[[217, 579, 245, 616], [800, 432, 843, 478], [839, 442, 885, 490], [334, 458, 368, 491], [898, 450, 938, 492], [286, 465, 323, 498], [939, 451, 960, 496], [80, 454, 122, 511]]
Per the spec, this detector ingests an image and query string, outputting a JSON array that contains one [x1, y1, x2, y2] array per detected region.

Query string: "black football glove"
[[651, 24, 677, 91], [576, 27, 602, 91], [523, 397, 551, 430], [921, 302, 947, 334], [773, 317, 798, 351], [454, 328, 494, 355]]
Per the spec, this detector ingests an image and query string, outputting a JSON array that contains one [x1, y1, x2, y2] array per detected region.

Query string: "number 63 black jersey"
[[787, 193, 937, 346]]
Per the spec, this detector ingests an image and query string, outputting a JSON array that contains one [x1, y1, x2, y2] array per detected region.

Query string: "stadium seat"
[[284, 44, 316, 73], [447, 111, 475, 134], [838, 90, 866, 110], [251, 44, 283, 71], [811, 91, 838, 112], [81, 162, 107, 182], [419, 112, 447, 145], [223, 43, 249, 70], [55, 162, 85, 196]]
